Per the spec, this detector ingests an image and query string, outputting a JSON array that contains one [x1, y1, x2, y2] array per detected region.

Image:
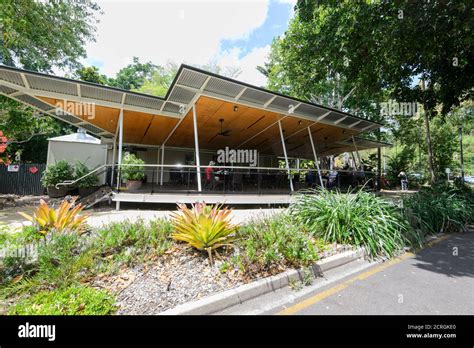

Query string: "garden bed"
[[1, 183, 472, 315]]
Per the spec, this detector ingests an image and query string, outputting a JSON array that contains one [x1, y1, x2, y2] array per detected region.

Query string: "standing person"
[[398, 171, 408, 191], [205, 161, 215, 190]]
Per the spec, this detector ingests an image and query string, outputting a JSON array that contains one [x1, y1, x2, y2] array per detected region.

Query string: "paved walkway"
[[0, 205, 283, 230], [275, 231, 474, 315]]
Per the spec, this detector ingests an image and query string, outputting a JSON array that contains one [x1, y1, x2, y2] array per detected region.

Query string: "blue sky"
[[84, 0, 295, 86], [220, 1, 293, 60]]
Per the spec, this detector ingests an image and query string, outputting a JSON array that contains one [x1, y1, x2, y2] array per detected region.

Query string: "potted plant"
[[75, 161, 99, 197], [41, 160, 74, 198], [121, 153, 145, 190]]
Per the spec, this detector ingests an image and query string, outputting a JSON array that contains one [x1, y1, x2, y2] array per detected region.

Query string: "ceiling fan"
[[209, 118, 232, 142]]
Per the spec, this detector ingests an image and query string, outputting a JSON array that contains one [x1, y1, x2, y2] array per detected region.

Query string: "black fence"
[[0, 163, 46, 196]]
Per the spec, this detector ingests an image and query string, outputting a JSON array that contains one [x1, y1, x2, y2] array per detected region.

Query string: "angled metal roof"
[[0, 64, 382, 140]]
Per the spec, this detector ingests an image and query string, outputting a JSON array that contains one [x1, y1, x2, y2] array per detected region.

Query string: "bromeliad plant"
[[18, 199, 90, 236], [170, 203, 236, 264]]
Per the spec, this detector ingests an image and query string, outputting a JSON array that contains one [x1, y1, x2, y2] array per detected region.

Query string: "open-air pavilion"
[[0, 64, 388, 208]]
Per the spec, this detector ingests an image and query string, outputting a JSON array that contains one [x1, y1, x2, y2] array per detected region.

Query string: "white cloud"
[[217, 45, 271, 86], [85, 0, 270, 80]]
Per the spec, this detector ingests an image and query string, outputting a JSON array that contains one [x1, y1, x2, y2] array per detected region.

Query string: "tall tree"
[[109, 57, 157, 90], [284, 0, 474, 183], [74, 66, 108, 85], [0, 0, 101, 72], [0, 0, 101, 161]]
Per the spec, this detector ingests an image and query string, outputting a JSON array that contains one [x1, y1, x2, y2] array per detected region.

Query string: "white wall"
[[47, 141, 108, 184]]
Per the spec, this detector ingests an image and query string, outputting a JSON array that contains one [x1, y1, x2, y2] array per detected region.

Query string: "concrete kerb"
[[160, 246, 367, 315]]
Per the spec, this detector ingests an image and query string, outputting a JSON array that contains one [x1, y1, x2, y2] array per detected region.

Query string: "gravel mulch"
[[90, 242, 353, 315], [93, 246, 244, 315]]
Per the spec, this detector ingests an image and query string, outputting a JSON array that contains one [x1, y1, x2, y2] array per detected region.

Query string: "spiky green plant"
[[291, 189, 422, 258], [402, 183, 474, 236], [170, 203, 236, 264]]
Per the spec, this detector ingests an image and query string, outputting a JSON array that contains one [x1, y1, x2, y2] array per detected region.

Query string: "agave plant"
[[170, 202, 236, 264], [18, 199, 89, 235]]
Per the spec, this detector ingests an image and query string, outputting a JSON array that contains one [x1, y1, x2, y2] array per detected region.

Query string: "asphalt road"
[[276, 231, 474, 315]]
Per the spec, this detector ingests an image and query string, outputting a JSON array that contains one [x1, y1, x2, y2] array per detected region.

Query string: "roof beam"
[[333, 116, 348, 125], [234, 87, 247, 101], [0, 79, 180, 119], [263, 95, 277, 108], [20, 73, 30, 89], [0, 90, 111, 136], [348, 120, 362, 128]]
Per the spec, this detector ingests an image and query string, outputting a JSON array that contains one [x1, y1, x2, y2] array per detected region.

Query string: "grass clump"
[[402, 182, 474, 236], [291, 189, 422, 258], [94, 218, 172, 266], [8, 285, 116, 315], [233, 213, 324, 276]]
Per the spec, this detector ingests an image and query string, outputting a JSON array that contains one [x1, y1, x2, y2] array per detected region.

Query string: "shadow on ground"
[[412, 231, 474, 278]]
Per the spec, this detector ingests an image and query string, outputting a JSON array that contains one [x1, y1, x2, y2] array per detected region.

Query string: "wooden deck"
[[112, 192, 295, 205]]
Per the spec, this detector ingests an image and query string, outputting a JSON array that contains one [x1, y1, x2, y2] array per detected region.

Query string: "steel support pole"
[[192, 104, 202, 192], [377, 147, 382, 191], [459, 126, 465, 182], [352, 136, 362, 170], [278, 120, 294, 192], [116, 109, 124, 210], [160, 145, 165, 185], [111, 136, 117, 187], [307, 126, 324, 189]]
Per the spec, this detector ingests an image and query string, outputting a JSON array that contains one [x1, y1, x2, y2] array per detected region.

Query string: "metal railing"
[[54, 163, 378, 195]]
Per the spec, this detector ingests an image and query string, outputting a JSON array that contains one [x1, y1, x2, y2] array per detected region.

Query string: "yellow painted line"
[[278, 234, 452, 315]]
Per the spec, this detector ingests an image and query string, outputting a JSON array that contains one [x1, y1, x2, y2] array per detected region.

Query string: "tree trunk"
[[423, 109, 436, 184]]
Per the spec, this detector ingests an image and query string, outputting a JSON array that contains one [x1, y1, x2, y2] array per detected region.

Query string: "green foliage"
[[266, 1, 473, 181], [291, 189, 422, 258], [8, 285, 116, 315], [170, 203, 236, 264], [403, 183, 474, 236], [120, 153, 145, 181], [74, 66, 108, 85], [94, 218, 172, 265], [74, 161, 98, 188], [430, 117, 458, 177], [0, 0, 101, 72], [0, 233, 94, 298], [0, 96, 73, 163], [386, 147, 415, 188], [234, 213, 322, 275], [109, 57, 157, 90], [41, 160, 74, 187]]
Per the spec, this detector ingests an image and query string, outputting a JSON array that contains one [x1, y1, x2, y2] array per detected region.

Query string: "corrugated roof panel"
[[168, 86, 196, 104], [322, 112, 345, 123], [81, 85, 123, 103], [52, 112, 82, 124], [296, 103, 328, 118], [204, 77, 243, 98], [27, 75, 77, 95], [16, 94, 53, 111], [0, 70, 25, 86], [267, 96, 296, 112], [0, 85, 17, 95], [124, 94, 164, 110], [337, 117, 359, 127], [239, 88, 274, 105], [162, 102, 181, 114], [177, 69, 208, 89], [353, 120, 372, 130]]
